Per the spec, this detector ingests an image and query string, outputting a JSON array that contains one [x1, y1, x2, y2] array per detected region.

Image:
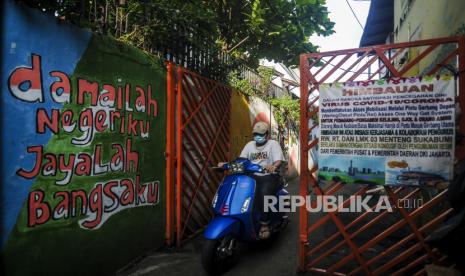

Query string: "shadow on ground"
[[116, 178, 301, 276], [115, 177, 432, 276]]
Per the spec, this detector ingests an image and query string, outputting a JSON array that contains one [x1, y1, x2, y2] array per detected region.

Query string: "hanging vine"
[[229, 66, 301, 131]]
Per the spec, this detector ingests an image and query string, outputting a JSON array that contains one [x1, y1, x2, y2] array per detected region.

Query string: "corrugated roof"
[[359, 0, 394, 47]]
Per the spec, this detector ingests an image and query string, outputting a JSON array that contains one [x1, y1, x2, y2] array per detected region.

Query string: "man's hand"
[[217, 162, 227, 167], [263, 164, 276, 173]]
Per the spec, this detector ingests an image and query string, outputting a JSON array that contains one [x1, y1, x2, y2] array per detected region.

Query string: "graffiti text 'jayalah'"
[[7, 53, 162, 230]]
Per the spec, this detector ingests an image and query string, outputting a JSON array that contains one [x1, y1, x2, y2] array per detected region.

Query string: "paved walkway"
[[116, 178, 301, 276]]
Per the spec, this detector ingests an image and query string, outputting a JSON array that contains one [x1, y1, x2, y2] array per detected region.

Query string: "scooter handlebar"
[[210, 166, 227, 172]]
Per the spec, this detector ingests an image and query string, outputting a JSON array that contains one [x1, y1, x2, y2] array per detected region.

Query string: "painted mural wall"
[[230, 90, 254, 159], [1, 1, 166, 275], [229, 90, 300, 178]]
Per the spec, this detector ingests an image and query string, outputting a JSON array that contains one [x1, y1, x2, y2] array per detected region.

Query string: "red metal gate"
[[166, 63, 232, 246], [299, 36, 465, 275]]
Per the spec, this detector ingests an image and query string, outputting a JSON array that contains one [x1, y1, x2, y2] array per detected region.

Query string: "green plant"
[[270, 96, 300, 129], [229, 65, 301, 131], [228, 65, 273, 98], [257, 66, 274, 98], [228, 71, 255, 97]]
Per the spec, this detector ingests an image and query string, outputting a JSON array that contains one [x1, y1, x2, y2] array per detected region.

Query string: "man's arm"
[[264, 141, 284, 173], [273, 160, 283, 168], [263, 160, 282, 173], [218, 142, 250, 167]]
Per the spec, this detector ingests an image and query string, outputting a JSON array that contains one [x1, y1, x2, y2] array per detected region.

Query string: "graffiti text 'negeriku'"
[[7, 53, 162, 230], [8, 54, 158, 146]]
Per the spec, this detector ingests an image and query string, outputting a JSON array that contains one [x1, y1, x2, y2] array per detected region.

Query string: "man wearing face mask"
[[219, 121, 284, 239]]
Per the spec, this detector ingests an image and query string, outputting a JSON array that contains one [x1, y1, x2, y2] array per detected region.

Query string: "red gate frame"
[[299, 36, 465, 275], [166, 63, 232, 246], [166, 62, 176, 246]]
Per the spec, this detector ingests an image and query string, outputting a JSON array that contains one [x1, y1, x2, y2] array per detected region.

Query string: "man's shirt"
[[239, 140, 284, 173]]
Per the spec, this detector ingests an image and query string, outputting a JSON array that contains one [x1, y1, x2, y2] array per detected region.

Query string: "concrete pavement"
[[116, 178, 301, 276]]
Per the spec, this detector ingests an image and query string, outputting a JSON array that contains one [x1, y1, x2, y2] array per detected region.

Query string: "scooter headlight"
[[230, 162, 245, 173], [241, 197, 251, 213], [212, 193, 218, 208]]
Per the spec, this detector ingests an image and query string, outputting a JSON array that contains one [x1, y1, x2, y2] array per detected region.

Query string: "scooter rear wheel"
[[201, 236, 237, 275]]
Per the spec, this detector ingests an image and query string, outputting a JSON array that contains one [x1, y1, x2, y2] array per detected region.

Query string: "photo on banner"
[[318, 75, 455, 186]]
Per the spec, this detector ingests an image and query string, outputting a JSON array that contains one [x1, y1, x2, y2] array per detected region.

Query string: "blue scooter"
[[201, 158, 289, 275]]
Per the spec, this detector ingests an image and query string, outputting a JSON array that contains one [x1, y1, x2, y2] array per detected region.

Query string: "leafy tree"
[[19, 0, 333, 69], [217, 0, 334, 67]]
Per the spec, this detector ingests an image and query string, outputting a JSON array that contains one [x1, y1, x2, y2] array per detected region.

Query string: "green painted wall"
[[2, 4, 167, 274]]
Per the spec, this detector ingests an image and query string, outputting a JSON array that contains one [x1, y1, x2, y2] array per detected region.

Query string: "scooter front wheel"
[[201, 235, 238, 275]]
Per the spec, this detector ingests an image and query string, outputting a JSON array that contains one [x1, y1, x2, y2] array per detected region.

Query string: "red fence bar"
[[299, 54, 311, 271], [165, 62, 176, 246], [167, 66, 232, 246]]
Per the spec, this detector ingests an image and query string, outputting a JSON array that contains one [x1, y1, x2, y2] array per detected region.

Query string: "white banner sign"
[[318, 76, 455, 186]]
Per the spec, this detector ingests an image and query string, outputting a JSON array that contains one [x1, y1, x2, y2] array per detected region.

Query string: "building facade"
[[361, 0, 465, 75]]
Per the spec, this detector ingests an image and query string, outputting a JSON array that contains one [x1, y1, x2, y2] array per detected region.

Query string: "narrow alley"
[[117, 178, 300, 276]]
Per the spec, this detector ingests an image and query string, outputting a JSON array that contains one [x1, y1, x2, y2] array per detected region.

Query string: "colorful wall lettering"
[[2, 1, 166, 275]]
